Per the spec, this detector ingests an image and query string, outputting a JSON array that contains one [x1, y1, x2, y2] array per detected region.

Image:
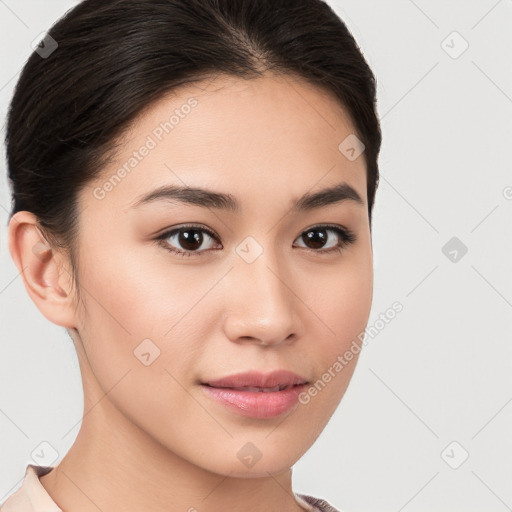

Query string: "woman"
[[2, 0, 381, 510]]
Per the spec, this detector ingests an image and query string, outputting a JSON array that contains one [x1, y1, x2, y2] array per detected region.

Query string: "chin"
[[189, 437, 307, 479], [214, 458, 297, 479]]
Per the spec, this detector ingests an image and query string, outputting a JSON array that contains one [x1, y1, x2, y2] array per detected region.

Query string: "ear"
[[8, 211, 78, 329]]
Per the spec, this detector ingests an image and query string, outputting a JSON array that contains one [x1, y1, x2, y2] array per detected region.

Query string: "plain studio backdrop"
[[0, 1, 511, 511]]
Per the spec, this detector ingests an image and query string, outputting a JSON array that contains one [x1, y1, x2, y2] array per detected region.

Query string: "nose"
[[222, 245, 302, 347]]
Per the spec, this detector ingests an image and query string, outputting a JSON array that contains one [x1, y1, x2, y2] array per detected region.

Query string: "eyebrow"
[[130, 181, 364, 213]]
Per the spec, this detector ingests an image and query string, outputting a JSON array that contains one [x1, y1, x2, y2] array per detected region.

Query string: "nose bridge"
[[235, 235, 291, 313], [223, 234, 298, 344]]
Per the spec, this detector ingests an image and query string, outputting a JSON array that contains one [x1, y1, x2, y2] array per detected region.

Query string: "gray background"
[[1, 1, 511, 511]]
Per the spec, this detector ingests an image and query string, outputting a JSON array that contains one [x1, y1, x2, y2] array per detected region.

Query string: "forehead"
[[83, 72, 367, 214]]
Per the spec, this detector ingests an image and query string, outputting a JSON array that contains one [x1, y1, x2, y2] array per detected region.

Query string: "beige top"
[[1, 465, 341, 512]]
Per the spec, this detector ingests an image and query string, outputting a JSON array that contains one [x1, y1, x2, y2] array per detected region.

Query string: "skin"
[[8, 72, 373, 512]]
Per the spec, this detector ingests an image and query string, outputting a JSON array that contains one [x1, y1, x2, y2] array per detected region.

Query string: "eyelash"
[[154, 223, 357, 258]]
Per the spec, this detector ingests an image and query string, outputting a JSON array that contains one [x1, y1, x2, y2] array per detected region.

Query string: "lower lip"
[[201, 384, 307, 419]]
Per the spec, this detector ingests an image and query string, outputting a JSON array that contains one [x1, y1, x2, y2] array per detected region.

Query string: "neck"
[[39, 335, 307, 512]]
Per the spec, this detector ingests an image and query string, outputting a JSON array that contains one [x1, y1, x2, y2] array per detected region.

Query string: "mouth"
[[202, 369, 309, 390], [200, 370, 310, 419], [203, 384, 299, 392]]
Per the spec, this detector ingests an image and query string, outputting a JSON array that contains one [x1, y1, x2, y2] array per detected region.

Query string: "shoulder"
[[296, 492, 343, 512], [1, 465, 60, 512]]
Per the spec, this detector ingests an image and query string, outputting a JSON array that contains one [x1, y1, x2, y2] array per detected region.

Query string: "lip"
[[204, 370, 308, 389], [201, 370, 309, 419]]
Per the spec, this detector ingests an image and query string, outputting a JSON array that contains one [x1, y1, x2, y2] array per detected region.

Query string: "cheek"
[[74, 252, 205, 441], [331, 258, 373, 345], [75, 244, 217, 393], [77, 241, 196, 335], [70, 236, 373, 474], [308, 248, 373, 346], [78, 234, 372, 381], [299, 251, 373, 406]]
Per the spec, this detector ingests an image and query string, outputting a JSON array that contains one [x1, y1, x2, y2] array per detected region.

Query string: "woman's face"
[[72, 73, 373, 476]]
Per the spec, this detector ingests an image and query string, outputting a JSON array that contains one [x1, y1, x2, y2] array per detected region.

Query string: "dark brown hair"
[[5, 0, 381, 305]]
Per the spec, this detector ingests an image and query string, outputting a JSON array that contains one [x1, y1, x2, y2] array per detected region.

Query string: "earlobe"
[[8, 211, 78, 328]]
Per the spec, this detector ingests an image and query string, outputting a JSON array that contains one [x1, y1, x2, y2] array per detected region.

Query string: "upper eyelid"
[[159, 223, 349, 236], [158, 223, 353, 245], [156, 224, 356, 259], [160, 224, 218, 240]]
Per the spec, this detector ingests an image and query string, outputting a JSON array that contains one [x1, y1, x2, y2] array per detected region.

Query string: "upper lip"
[[203, 370, 308, 389]]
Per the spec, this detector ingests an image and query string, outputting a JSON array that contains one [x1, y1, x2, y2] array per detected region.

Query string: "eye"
[[155, 224, 221, 257], [155, 223, 357, 258], [293, 224, 357, 255]]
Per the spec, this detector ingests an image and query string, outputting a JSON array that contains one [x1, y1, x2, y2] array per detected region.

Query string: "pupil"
[[180, 229, 202, 250], [304, 229, 326, 249], [177, 228, 329, 251]]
